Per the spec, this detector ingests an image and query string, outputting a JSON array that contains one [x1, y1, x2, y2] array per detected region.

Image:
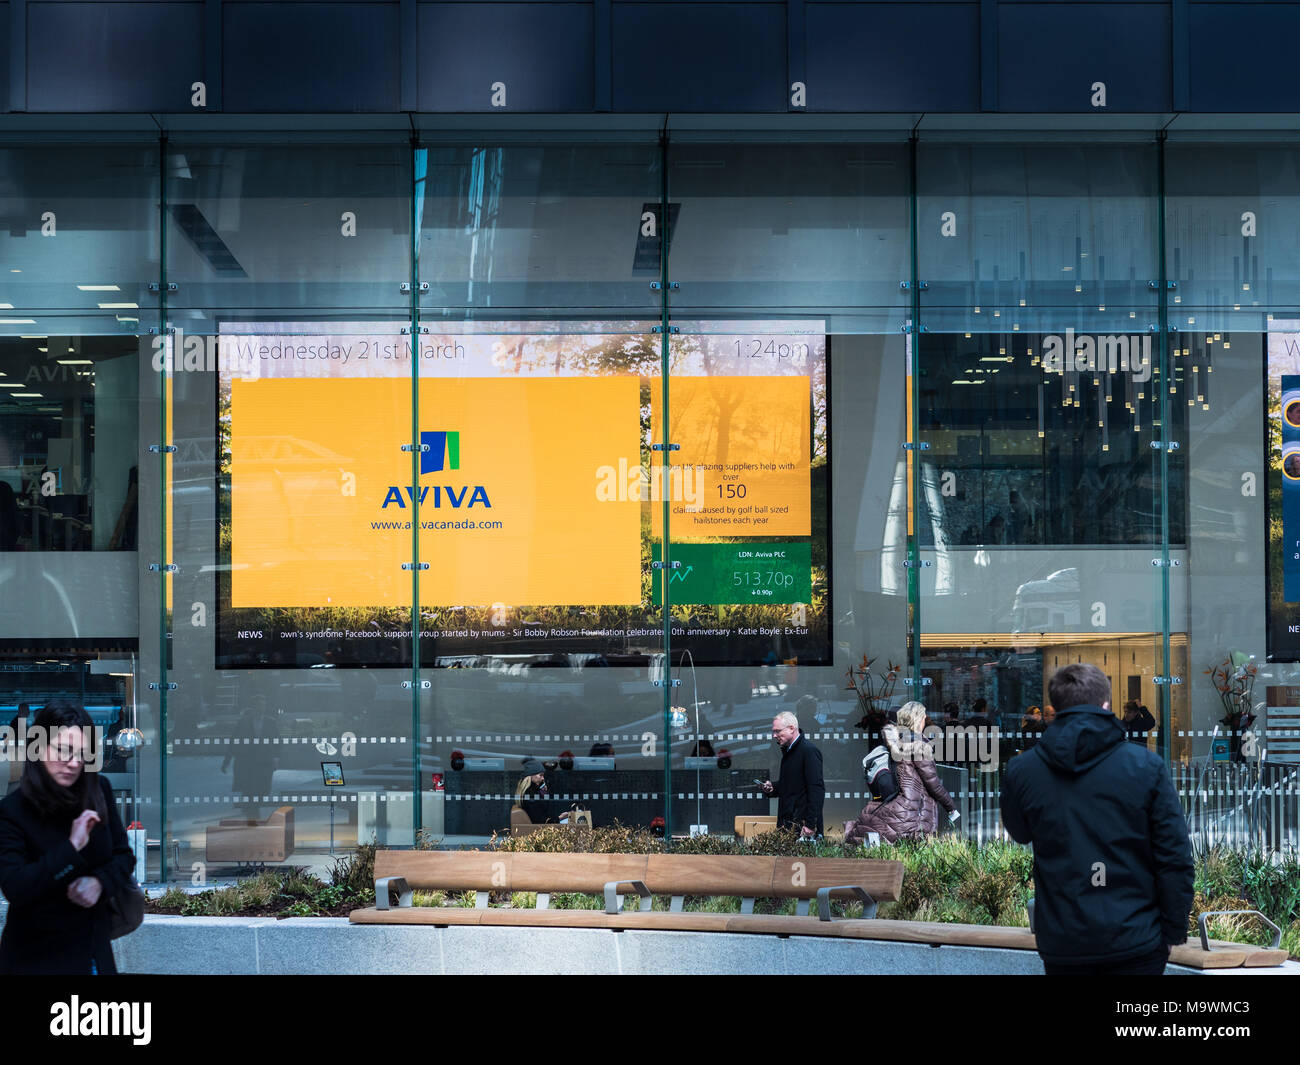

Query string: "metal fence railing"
[[928, 745, 1300, 855]]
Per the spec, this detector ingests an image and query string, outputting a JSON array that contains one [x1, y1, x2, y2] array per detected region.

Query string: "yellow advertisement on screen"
[[651, 375, 812, 539], [230, 376, 642, 607]]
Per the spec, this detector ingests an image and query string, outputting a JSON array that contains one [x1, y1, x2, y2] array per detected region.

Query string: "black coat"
[[845, 726, 957, 844], [0, 775, 134, 974], [1123, 706, 1157, 745], [772, 733, 824, 835], [517, 782, 549, 825], [1000, 705, 1194, 967]]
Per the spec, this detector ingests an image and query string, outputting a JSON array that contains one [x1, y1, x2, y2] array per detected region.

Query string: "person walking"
[[1000, 664, 1194, 976], [760, 706, 824, 838], [0, 700, 135, 974], [844, 701, 960, 845]]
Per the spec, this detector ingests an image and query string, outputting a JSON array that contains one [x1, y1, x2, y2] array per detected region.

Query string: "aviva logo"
[[421, 430, 460, 474], [380, 429, 491, 510]]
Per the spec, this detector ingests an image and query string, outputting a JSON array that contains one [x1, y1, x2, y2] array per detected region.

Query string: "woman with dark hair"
[[0, 700, 134, 974]]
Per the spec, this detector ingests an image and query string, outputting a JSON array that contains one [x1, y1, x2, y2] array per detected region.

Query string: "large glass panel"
[[668, 138, 911, 841], [0, 145, 160, 324], [0, 140, 160, 873], [160, 141, 414, 878], [916, 139, 1168, 840], [1167, 139, 1299, 850], [415, 141, 667, 844]]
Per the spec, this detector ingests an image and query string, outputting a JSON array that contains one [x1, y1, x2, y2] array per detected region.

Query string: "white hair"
[[774, 710, 799, 730]]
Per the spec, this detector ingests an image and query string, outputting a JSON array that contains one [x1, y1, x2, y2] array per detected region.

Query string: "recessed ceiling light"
[[0, 303, 13, 309], [12, 392, 42, 397], [0, 319, 36, 325], [78, 285, 121, 292], [97, 302, 138, 310], [57, 359, 93, 365]]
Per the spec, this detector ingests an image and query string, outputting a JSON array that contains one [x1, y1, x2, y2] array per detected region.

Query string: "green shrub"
[[154, 886, 188, 909], [1282, 919, 1300, 959], [552, 892, 603, 910], [329, 837, 378, 898], [237, 872, 280, 909], [412, 889, 447, 907]]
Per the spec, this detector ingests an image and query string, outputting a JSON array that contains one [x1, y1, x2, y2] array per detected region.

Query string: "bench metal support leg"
[[476, 890, 489, 909], [1198, 909, 1281, 951], [815, 885, 875, 921], [536, 893, 550, 910], [374, 876, 412, 910], [604, 879, 652, 915], [795, 898, 810, 917], [670, 896, 684, 913], [741, 898, 755, 915]]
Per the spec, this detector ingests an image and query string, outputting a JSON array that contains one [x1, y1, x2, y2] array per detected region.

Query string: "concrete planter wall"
[[109, 915, 1227, 976]]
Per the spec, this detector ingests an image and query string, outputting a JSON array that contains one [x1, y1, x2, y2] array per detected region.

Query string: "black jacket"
[[1000, 705, 1194, 967], [0, 775, 134, 974], [517, 782, 549, 825], [1123, 706, 1157, 745], [773, 733, 824, 835]]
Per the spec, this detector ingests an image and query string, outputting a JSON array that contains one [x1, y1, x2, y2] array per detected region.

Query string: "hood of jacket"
[[1034, 704, 1126, 775], [883, 723, 933, 763]]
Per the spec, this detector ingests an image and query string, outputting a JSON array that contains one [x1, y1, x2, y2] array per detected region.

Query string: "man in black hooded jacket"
[[1001, 663, 1194, 975]]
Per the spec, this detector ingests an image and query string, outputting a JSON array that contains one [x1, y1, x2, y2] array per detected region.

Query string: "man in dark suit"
[[760, 708, 824, 838]]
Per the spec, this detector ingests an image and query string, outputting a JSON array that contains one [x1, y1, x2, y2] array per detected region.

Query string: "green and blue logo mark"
[[421, 430, 460, 474]]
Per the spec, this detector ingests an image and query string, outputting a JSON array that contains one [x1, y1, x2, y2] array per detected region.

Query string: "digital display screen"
[[214, 321, 830, 667], [1267, 323, 1300, 659]]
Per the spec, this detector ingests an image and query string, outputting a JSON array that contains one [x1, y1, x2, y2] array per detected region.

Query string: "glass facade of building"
[[1, 128, 1294, 880]]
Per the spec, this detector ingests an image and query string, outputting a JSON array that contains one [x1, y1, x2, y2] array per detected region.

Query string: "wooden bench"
[[348, 851, 1290, 970], [351, 851, 901, 925]]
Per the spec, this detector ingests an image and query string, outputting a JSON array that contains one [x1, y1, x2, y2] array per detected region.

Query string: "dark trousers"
[[1043, 946, 1170, 976]]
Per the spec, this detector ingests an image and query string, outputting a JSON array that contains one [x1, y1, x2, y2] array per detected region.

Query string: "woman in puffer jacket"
[[844, 701, 959, 845]]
